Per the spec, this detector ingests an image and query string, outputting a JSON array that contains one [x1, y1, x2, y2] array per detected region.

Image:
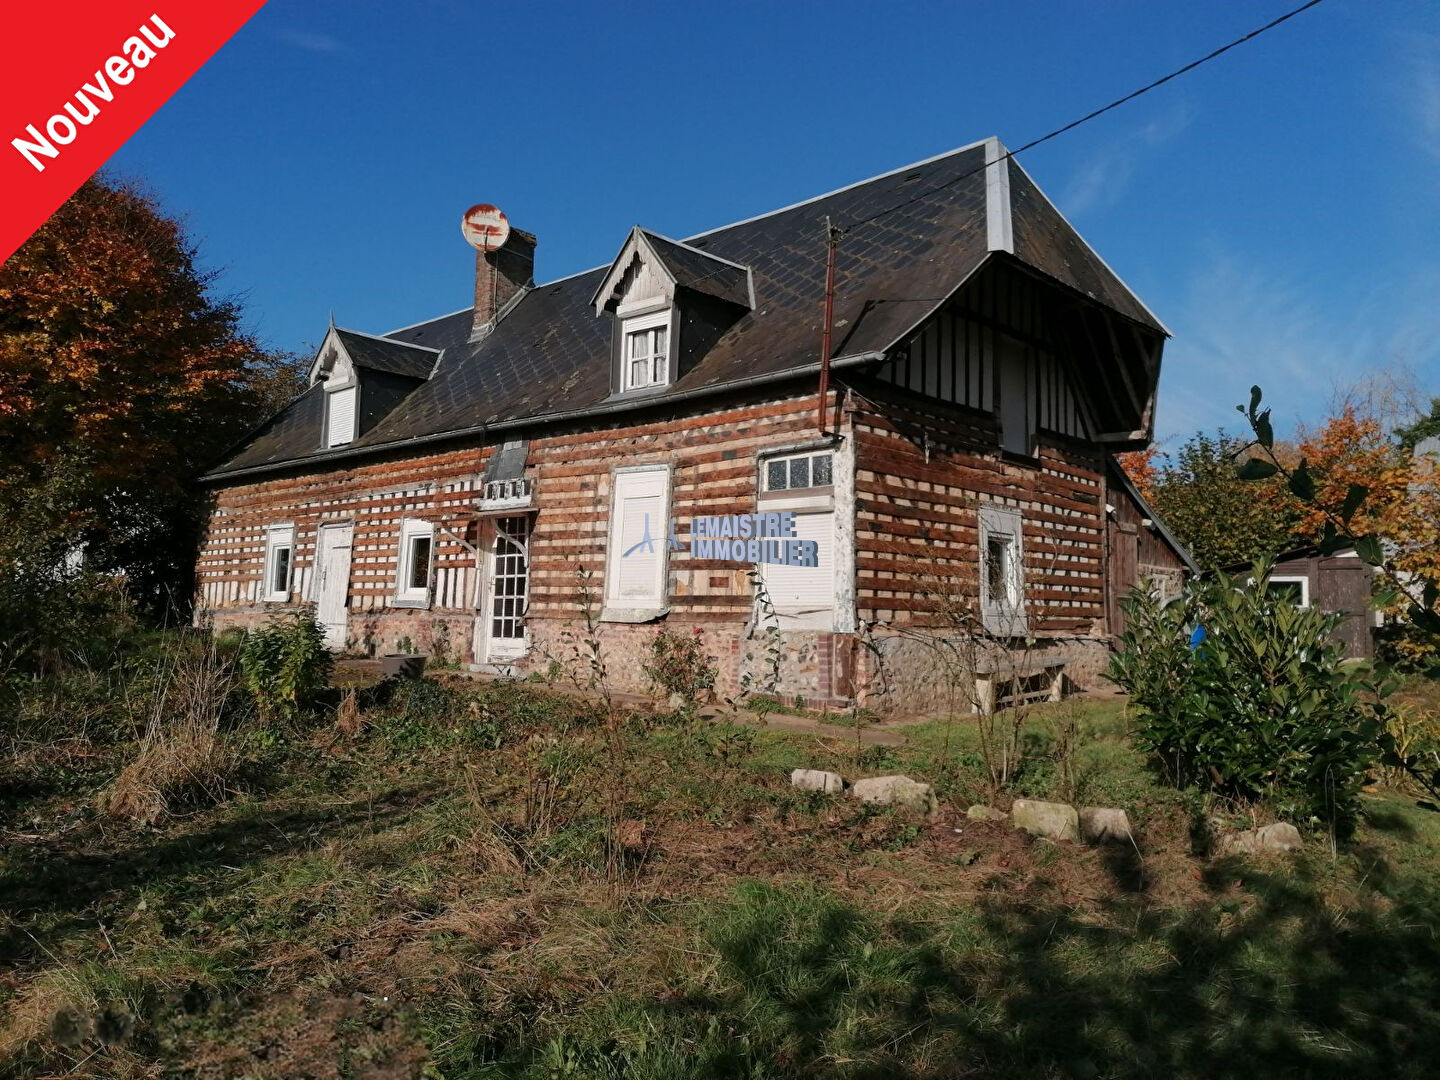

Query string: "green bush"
[[237, 608, 332, 721], [643, 626, 718, 702], [1110, 558, 1389, 831]]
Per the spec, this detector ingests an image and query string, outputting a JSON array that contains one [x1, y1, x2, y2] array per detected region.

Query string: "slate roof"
[[333, 329, 437, 380], [639, 231, 754, 309], [206, 139, 1164, 480]]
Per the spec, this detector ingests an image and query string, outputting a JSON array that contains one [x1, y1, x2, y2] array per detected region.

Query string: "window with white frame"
[[621, 311, 670, 392], [263, 524, 295, 602], [325, 385, 357, 447], [1265, 575, 1310, 608], [757, 448, 836, 629], [763, 449, 833, 492], [396, 519, 435, 605], [605, 467, 670, 613], [979, 505, 1026, 635]]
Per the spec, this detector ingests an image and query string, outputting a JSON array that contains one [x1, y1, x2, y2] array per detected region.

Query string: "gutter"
[[199, 350, 887, 484]]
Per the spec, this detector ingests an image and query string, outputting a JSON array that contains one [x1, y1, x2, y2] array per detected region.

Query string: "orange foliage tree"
[[1116, 448, 1159, 503], [0, 175, 302, 614]]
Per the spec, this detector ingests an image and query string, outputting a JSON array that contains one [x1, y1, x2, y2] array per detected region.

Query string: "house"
[[194, 138, 1193, 714], [1227, 546, 1377, 659]]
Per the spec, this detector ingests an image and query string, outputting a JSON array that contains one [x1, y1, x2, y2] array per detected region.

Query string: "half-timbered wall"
[[196, 391, 857, 702], [844, 377, 1109, 714], [880, 264, 1090, 443]]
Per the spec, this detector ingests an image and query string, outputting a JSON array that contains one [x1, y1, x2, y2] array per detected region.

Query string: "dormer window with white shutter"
[[325, 385, 357, 447]]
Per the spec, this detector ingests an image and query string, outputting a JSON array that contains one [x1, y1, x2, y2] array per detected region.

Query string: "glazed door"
[[482, 515, 530, 661]]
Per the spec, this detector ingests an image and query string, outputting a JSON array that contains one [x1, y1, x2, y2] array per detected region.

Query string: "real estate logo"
[[622, 512, 819, 567]]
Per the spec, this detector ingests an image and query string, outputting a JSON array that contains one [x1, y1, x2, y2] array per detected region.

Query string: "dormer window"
[[325, 385, 357, 447], [623, 311, 670, 392], [591, 227, 754, 400]]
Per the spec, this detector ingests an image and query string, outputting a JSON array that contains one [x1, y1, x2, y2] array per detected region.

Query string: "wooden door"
[[315, 524, 353, 651], [1107, 520, 1139, 636]]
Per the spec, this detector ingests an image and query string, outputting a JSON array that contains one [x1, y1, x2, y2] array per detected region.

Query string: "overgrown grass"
[[3, 665, 1439, 1078]]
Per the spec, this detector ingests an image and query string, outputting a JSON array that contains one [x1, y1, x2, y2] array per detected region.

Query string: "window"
[[1265, 576, 1310, 608], [396, 519, 434, 605], [996, 336, 1032, 456], [263, 524, 295, 602], [763, 450, 833, 492], [980, 505, 1026, 635], [621, 312, 670, 392], [325, 385, 357, 447], [605, 467, 670, 614]]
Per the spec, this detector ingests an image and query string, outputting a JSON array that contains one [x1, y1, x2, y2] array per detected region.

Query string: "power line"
[[839, 0, 1327, 234]]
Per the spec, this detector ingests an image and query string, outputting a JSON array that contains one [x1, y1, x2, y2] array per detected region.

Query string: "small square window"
[[763, 451, 834, 492]]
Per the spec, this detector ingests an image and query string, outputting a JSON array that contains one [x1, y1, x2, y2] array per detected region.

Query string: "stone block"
[[851, 775, 938, 815], [1220, 822, 1303, 856], [1011, 799, 1079, 841], [791, 768, 844, 794], [1079, 807, 1133, 845]]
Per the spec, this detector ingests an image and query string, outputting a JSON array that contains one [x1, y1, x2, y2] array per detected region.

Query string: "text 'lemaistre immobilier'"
[[12, 15, 177, 173]]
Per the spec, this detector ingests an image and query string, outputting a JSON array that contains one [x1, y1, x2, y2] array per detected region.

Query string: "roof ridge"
[[381, 138, 994, 338]]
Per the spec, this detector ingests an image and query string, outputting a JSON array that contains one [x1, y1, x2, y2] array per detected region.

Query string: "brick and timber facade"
[[195, 138, 1193, 715]]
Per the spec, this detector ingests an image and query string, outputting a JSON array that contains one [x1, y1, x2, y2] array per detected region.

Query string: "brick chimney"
[[471, 228, 536, 342]]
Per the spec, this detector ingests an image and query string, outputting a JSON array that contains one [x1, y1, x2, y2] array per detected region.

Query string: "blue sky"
[[108, 0, 1440, 445]]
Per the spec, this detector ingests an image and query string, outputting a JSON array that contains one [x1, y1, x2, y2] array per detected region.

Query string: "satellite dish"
[[461, 204, 511, 252]]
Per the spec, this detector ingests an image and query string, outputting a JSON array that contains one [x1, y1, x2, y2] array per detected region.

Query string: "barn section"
[[1103, 458, 1196, 634], [1223, 547, 1377, 659]]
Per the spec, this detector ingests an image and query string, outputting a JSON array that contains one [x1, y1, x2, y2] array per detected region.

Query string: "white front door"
[[481, 515, 530, 662], [315, 523, 353, 651]]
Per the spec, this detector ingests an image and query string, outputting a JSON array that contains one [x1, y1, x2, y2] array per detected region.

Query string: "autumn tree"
[[1116, 448, 1159, 503], [0, 175, 303, 619], [1147, 432, 1301, 570]]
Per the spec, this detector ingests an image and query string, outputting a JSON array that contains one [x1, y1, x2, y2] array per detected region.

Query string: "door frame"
[[474, 515, 531, 663], [313, 520, 354, 652]]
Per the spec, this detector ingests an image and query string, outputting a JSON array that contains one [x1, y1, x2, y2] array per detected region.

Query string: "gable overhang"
[[589, 227, 675, 315], [307, 325, 352, 386]]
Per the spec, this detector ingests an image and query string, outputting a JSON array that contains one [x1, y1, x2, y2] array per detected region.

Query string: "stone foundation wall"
[[518, 618, 854, 708], [856, 629, 1111, 717]]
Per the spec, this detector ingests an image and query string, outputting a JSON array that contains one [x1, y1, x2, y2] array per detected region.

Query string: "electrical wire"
[[840, 0, 1327, 234]]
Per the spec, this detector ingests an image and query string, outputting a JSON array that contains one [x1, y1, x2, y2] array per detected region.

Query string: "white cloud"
[[1406, 34, 1440, 160], [1155, 247, 1440, 441], [1062, 101, 1195, 217]]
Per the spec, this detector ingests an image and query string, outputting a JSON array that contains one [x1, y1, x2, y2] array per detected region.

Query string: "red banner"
[[1, 3, 267, 266]]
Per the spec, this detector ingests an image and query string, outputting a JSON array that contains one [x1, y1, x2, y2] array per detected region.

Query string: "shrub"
[[644, 627, 718, 703], [237, 608, 332, 721], [1110, 558, 1389, 831]]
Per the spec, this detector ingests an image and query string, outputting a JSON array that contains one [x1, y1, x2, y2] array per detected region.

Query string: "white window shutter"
[[326, 386, 357, 447], [759, 511, 834, 629], [608, 469, 669, 608]]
